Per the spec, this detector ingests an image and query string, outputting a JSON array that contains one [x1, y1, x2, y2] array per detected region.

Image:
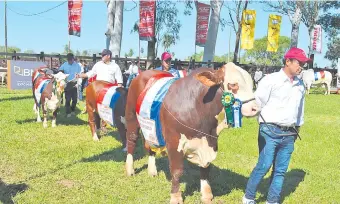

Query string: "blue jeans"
[[77, 85, 83, 101], [126, 73, 137, 88], [245, 124, 296, 203]]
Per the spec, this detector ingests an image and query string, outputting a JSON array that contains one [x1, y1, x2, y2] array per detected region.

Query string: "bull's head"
[[195, 62, 259, 117], [51, 72, 69, 94], [44, 72, 69, 111]]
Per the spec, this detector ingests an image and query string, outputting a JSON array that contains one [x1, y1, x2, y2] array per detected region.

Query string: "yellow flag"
[[241, 10, 256, 50], [267, 14, 282, 52]]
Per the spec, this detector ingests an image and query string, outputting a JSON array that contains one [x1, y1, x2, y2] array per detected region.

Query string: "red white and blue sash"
[[314, 71, 325, 81], [177, 70, 187, 78], [34, 78, 51, 107], [96, 84, 121, 125], [136, 73, 178, 147]]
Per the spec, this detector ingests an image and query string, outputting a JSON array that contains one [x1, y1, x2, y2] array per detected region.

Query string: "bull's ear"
[[194, 68, 224, 87]]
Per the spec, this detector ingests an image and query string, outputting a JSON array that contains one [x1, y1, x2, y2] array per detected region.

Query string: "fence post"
[[50, 57, 53, 68], [124, 57, 128, 71], [92, 54, 96, 63], [12, 51, 17, 60], [40, 51, 45, 62]]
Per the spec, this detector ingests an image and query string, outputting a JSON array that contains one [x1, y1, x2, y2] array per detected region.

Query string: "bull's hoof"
[[37, 118, 42, 123], [170, 192, 183, 204], [52, 120, 56, 128], [148, 156, 158, 177], [93, 133, 99, 141], [201, 196, 213, 204], [125, 154, 135, 176], [43, 122, 48, 128]]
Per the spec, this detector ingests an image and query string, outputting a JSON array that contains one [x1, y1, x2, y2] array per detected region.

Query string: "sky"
[[0, 0, 335, 68]]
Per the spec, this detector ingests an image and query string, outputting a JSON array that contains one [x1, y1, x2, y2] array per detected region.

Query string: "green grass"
[[0, 87, 340, 204]]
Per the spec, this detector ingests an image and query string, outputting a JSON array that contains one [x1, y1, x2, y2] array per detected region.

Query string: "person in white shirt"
[[124, 60, 139, 75], [76, 49, 123, 87], [243, 47, 309, 204], [254, 67, 263, 87], [124, 60, 139, 88]]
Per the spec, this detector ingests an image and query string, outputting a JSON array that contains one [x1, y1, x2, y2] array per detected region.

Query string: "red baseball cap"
[[161, 52, 172, 61], [284, 47, 311, 63]]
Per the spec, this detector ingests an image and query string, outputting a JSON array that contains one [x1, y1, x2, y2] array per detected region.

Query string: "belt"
[[260, 123, 295, 132]]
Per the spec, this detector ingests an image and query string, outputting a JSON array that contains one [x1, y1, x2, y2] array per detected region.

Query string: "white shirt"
[[77, 62, 84, 85], [86, 61, 123, 84], [255, 69, 305, 127], [254, 71, 263, 82], [124, 64, 139, 75]]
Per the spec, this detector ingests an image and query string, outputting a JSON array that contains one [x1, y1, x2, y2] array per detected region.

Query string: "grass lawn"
[[0, 86, 339, 204]]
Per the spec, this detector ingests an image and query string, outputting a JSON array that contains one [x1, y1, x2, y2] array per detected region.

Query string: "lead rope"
[[259, 113, 301, 140], [162, 104, 218, 139]]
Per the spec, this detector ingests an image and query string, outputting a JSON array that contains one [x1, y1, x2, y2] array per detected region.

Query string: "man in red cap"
[[243, 47, 310, 204], [155, 52, 180, 78]]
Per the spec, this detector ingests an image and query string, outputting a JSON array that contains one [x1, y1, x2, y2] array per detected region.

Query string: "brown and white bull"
[[32, 67, 68, 128], [124, 62, 259, 203], [85, 81, 127, 145], [300, 69, 332, 95]]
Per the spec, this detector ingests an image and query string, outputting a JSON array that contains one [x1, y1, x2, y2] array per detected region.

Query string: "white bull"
[[300, 69, 332, 95]]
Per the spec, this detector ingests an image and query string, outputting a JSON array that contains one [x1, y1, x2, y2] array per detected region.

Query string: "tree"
[[317, 1, 340, 65], [131, 1, 181, 69], [106, 0, 124, 57], [24, 50, 35, 54], [202, 0, 224, 63], [63, 44, 73, 54], [82, 50, 89, 56], [226, 0, 248, 63], [242, 36, 291, 66], [262, 1, 304, 48], [124, 48, 134, 57], [0, 46, 21, 53]]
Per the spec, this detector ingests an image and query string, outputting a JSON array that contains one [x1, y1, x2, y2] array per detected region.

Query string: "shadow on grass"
[[0, 179, 28, 204], [81, 136, 145, 163], [257, 169, 306, 203], [133, 157, 305, 202], [0, 95, 32, 102], [15, 106, 87, 126]]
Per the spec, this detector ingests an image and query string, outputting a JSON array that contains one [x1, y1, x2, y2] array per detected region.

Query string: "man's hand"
[[117, 83, 123, 88]]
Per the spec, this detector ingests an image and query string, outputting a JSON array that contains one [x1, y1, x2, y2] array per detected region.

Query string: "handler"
[[243, 47, 309, 204]]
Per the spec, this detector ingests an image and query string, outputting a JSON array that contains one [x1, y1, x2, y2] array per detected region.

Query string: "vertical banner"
[[311, 25, 322, 53], [267, 14, 282, 52], [139, 0, 156, 41], [195, 2, 210, 47], [241, 10, 256, 50], [68, 0, 83, 37]]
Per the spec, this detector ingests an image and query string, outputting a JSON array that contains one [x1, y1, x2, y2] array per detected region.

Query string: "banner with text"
[[337, 58, 340, 89], [7, 60, 48, 90], [267, 14, 282, 52], [139, 0, 156, 41], [68, 0, 83, 37], [241, 10, 256, 50], [311, 25, 322, 53], [195, 2, 210, 47]]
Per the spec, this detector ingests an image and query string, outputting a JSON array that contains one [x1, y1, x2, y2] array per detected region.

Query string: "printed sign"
[[195, 2, 210, 47], [68, 0, 83, 37], [137, 114, 158, 146], [97, 103, 114, 126], [311, 25, 322, 53], [337, 58, 340, 89], [139, 0, 156, 41], [7, 60, 48, 90]]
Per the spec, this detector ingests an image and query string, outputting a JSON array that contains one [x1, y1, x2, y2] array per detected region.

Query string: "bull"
[[124, 62, 260, 203], [85, 81, 127, 146], [32, 67, 69, 128], [300, 69, 332, 95]]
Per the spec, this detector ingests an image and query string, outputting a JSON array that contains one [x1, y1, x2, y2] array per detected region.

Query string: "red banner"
[[68, 0, 83, 37], [195, 2, 210, 47], [139, 0, 156, 41]]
